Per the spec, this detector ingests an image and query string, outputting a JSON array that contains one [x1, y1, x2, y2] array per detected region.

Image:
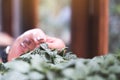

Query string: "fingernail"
[[37, 37, 41, 41], [34, 36, 43, 42], [23, 38, 31, 45], [20, 38, 32, 48], [20, 42, 26, 48]]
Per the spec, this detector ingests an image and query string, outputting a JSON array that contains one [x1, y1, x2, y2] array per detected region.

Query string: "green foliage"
[[1, 43, 120, 80]]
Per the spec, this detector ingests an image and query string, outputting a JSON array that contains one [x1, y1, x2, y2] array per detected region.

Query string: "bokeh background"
[[0, 0, 120, 54], [38, 0, 120, 53], [38, 0, 71, 47], [109, 0, 120, 53]]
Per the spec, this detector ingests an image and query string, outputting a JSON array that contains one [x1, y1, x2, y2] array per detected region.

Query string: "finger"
[[8, 29, 46, 61], [46, 36, 65, 50], [8, 34, 35, 61], [20, 38, 36, 51], [32, 30, 46, 45], [8, 38, 36, 61], [23, 29, 46, 45], [18, 34, 36, 52]]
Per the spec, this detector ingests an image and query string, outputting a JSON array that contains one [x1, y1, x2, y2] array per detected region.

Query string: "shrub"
[[0, 43, 120, 80]]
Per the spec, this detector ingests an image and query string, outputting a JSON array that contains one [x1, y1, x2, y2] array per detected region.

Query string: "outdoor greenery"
[[109, 0, 120, 53], [1, 43, 120, 80], [0, 0, 120, 80]]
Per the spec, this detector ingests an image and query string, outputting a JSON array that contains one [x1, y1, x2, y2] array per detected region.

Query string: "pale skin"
[[0, 29, 65, 62]]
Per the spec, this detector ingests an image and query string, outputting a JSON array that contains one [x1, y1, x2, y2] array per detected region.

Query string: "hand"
[[8, 29, 46, 61], [8, 29, 66, 61]]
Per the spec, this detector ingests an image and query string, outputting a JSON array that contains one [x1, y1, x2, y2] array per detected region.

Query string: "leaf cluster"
[[0, 43, 120, 80]]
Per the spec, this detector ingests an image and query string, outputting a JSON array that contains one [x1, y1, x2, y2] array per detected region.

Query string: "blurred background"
[[0, 0, 120, 57], [38, 0, 71, 47], [38, 0, 120, 54], [109, 0, 120, 53]]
